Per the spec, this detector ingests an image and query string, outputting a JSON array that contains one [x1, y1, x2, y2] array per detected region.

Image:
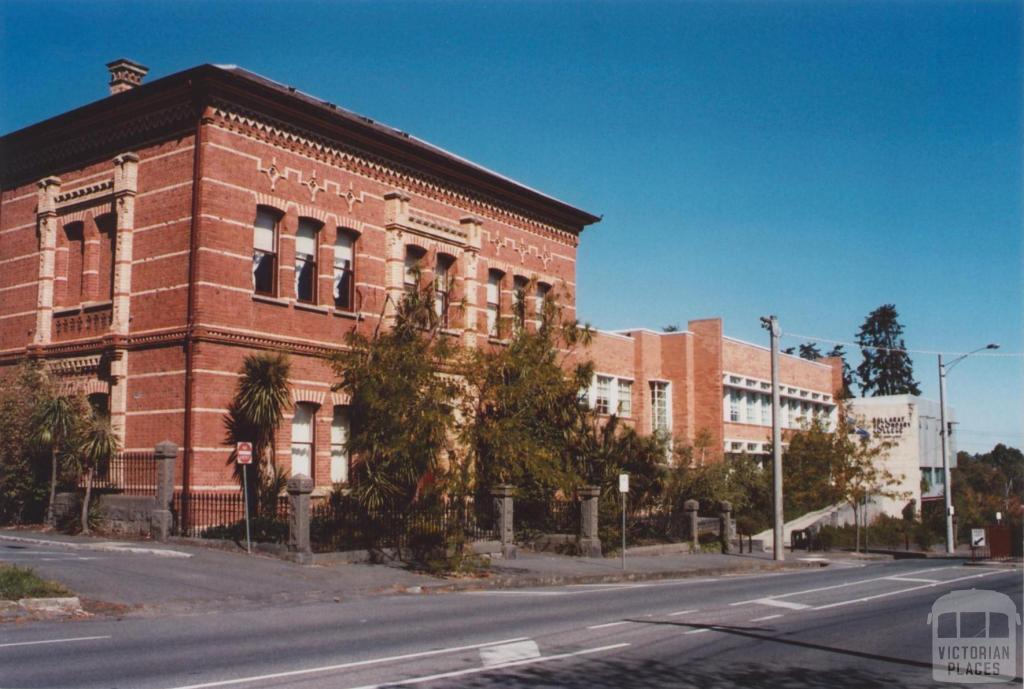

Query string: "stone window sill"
[[333, 309, 359, 320], [253, 294, 288, 307], [294, 301, 330, 314], [488, 336, 510, 346]]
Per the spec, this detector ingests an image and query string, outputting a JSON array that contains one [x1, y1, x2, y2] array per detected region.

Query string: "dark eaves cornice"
[[0, 64, 600, 232]]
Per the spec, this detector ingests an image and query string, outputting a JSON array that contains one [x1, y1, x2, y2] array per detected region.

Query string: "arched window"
[[290, 403, 317, 478], [434, 254, 454, 327], [486, 269, 503, 337], [62, 221, 85, 306], [295, 218, 320, 303], [513, 276, 529, 332], [334, 229, 357, 310], [253, 208, 279, 295]]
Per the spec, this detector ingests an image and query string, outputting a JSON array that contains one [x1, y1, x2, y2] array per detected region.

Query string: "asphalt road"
[[2, 558, 1021, 688]]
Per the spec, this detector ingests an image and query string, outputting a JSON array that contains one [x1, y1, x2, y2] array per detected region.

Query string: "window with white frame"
[[290, 403, 316, 479], [330, 406, 350, 484], [594, 375, 612, 415], [295, 218, 320, 303], [761, 393, 771, 425], [334, 229, 356, 310], [651, 381, 670, 434], [617, 379, 633, 417], [404, 246, 425, 294], [746, 393, 758, 424], [253, 208, 278, 295], [729, 390, 740, 422], [486, 270, 503, 337]]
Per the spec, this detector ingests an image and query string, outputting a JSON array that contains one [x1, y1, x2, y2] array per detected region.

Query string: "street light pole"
[[761, 315, 784, 561], [937, 343, 998, 555]]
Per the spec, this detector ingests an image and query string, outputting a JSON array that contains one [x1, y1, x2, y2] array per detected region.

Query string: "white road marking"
[[587, 621, 631, 630], [813, 570, 1004, 611], [668, 609, 698, 616], [463, 590, 570, 597], [158, 636, 531, 689], [479, 640, 540, 667], [750, 614, 783, 622], [751, 598, 810, 610], [887, 576, 940, 583], [730, 566, 951, 606], [685, 628, 713, 635], [0, 635, 111, 649], [345, 643, 631, 689]]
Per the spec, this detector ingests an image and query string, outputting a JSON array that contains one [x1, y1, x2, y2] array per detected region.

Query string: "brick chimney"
[[106, 59, 149, 95]]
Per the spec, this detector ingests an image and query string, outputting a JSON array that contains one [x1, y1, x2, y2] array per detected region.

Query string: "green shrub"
[[0, 565, 70, 600], [200, 516, 288, 543]]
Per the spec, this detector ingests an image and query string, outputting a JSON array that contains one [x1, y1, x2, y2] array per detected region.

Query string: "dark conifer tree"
[[855, 304, 921, 396]]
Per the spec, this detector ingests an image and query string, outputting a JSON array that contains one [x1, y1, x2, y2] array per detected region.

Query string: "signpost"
[[970, 528, 986, 562], [236, 442, 253, 555], [619, 474, 629, 571]]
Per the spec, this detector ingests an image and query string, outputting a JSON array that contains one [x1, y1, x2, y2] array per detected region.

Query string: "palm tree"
[[31, 395, 81, 527], [75, 414, 120, 535], [224, 352, 291, 515]]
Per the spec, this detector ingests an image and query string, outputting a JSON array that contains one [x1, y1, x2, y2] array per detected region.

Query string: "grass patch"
[[0, 565, 71, 600]]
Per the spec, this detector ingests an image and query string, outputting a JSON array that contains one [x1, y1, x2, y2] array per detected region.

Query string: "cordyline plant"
[[72, 413, 120, 535], [223, 352, 292, 517], [31, 392, 89, 527], [332, 272, 463, 512]]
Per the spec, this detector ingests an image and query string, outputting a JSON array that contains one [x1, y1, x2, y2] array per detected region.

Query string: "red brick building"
[[584, 319, 844, 461], [0, 61, 598, 491]]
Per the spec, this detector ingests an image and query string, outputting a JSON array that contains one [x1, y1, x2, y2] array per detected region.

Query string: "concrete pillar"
[[491, 484, 517, 560], [578, 485, 602, 558], [34, 177, 61, 344], [719, 500, 734, 554], [684, 499, 700, 552], [111, 153, 138, 334], [151, 441, 177, 542], [383, 192, 410, 326], [287, 474, 314, 564]]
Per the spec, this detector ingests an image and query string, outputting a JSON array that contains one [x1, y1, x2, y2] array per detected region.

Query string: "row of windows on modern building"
[[584, 374, 671, 435], [722, 387, 836, 429], [254, 207, 550, 336]]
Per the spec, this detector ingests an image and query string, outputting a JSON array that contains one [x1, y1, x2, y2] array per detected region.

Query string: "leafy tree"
[[798, 342, 823, 361], [855, 304, 921, 396], [782, 346, 796, 355], [782, 418, 843, 520], [73, 414, 120, 535], [332, 282, 461, 510], [223, 352, 292, 516], [31, 394, 88, 527], [948, 444, 1024, 539], [662, 324, 681, 333], [826, 345, 855, 399], [464, 283, 592, 504], [663, 450, 771, 533], [0, 363, 56, 524]]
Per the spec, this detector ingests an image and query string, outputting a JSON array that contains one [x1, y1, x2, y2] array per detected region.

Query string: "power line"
[[780, 332, 1024, 358]]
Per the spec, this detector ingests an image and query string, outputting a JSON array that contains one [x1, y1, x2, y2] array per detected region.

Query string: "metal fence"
[[172, 491, 289, 541], [89, 451, 158, 495], [517, 499, 579, 535], [310, 496, 495, 553]]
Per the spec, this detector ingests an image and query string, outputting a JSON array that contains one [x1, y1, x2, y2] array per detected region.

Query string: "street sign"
[[971, 529, 986, 548], [236, 441, 253, 465], [618, 474, 629, 493]]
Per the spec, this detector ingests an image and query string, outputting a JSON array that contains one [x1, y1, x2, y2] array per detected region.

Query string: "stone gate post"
[[684, 499, 700, 553], [287, 474, 314, 564], [151, 441, 177, 542], [579, 485, 602, 558], [491, 484, 517, 560], [719, 500, 734, 554]]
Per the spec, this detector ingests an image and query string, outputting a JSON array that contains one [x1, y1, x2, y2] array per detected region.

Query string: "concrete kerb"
[[410, 559, 827, 594], [0, 533, 192, 558]]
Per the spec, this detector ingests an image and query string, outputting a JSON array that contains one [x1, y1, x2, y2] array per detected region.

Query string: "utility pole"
[[938, 354, 954, 555], [761, 315, 784, 561]]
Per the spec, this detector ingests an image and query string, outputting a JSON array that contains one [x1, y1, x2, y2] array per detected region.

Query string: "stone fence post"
[[287, 474, 314, 564], [491, 484, 517, 560], [719, 500, 734, 554], [151, 441, 177, 542], [578, 485, 602, 558], [684, 499, 700, 553]]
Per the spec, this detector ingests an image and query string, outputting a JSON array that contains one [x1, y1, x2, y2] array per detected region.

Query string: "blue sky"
[[2, 1, 1020, 453]]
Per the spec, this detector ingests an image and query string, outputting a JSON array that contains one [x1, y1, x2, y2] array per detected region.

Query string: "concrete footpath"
[[0, 528, 830, 617]]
